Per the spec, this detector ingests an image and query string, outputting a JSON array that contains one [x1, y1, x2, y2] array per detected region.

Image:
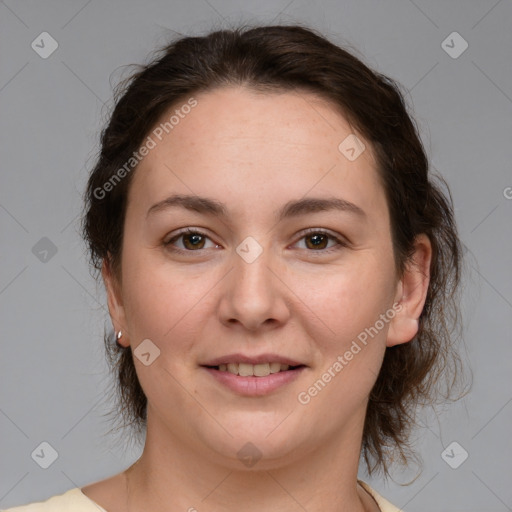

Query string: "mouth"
[[200, 357, 307, 396], [203, 362, 306, 377]]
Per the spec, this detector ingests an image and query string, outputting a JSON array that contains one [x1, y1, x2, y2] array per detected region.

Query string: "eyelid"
[[164, 227, 348, 254], [164, 227, 219, 249], [295, 227, 348, 243], [291, 228, 348, 253]]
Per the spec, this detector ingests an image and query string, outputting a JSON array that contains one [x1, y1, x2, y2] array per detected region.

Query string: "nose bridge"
[[219, 236, 289, 329], [234, 237, 275, 303]]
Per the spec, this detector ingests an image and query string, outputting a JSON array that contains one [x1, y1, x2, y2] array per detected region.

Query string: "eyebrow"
[[146, 194, 366, 222]]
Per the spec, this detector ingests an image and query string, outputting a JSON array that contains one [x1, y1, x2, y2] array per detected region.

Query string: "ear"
[[101, 255, 129, 347], [386, 234, 432, 347]]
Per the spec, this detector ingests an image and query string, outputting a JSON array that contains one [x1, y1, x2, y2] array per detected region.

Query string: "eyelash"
[[163, 228, 347, 255]]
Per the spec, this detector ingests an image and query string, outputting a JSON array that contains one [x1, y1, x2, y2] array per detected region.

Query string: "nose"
[[217, 244, 291, 332]]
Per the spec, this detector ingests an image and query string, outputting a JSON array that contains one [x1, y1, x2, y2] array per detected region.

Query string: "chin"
[[196, 413, 312, 470]]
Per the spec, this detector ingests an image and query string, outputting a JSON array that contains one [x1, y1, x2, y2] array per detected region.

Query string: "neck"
[[123, 409, 374, 512]]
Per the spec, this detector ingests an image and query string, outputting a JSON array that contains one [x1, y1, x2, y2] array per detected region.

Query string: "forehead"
[[128, 86, 384, 220], [156, 86, 363, 153]]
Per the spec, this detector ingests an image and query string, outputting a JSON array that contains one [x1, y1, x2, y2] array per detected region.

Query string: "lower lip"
[[202, 366, 306, 396]]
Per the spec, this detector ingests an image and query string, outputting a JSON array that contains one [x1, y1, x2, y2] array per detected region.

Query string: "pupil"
[[185, 234, 204, 249], [182, 233, 328, 250], [308, 234, 327, 249]]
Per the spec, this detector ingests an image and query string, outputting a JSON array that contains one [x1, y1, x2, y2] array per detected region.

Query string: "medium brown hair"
[[82, 23, 465, 476]]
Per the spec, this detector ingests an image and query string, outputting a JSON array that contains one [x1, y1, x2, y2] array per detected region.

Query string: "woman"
[[4, 23, 463, 512]]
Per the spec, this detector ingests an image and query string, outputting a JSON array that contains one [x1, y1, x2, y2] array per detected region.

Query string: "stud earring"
[[115, 330, 125, 348]]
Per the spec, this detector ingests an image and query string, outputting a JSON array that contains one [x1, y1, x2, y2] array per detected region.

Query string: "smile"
[[211, 362, 302, 377], [201, 364, 306, 396]]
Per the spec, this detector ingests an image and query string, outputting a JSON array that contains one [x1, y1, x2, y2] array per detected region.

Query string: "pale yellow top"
[[1, 481, 404, 512]]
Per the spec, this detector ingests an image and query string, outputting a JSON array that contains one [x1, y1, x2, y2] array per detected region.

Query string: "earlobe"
[[386, 234, 432, 348], [101, 256, 128, 347], [386, 315, 419, 347]]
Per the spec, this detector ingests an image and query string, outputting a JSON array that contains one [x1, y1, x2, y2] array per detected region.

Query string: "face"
[[104, 86, 428, 469]]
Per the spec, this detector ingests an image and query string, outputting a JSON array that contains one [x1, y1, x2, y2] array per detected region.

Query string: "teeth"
[[218, 362, 295, 376], [254, 363, 270, 377], [238, 363, 254, 377], [269, 362, 281, 373]]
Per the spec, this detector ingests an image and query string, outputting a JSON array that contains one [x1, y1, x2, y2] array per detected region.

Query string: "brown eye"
[[164, 229, 217, 252], [294, 229, 345, 253], [182, 232, 206, 250], [304, 233, 329, 250]]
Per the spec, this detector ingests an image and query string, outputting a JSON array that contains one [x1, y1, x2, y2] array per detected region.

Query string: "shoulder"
[[358, 480, 406, 512], [0, 488, 107, 512]]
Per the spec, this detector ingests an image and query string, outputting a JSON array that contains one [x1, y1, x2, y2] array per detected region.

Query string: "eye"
[[293, 229, 347, 253], [164, 228, 219, 252], [164, 228, 347, 255]]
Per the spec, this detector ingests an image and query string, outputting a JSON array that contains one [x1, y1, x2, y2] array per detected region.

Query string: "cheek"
[[294, 275, 391, 414], [119, 257, 212, 405], [120, 250, 211, 345], [291, 259, 395, 348]]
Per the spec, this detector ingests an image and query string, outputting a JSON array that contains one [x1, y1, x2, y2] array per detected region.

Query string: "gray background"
[[1, 1, 511, 511]]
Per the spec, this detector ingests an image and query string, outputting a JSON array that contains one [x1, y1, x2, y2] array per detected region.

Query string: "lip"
[[201, 353, 304, 367], [202, 365, 306, 396]]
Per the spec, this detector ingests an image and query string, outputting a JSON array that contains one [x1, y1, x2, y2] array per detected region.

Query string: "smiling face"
[[103, 86, 427, 470]]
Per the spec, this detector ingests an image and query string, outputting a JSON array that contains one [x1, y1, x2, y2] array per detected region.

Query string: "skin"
[[82, 86, 431, 512]]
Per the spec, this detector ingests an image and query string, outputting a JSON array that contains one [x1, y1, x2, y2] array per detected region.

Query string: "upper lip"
[[201, 353, 305, 367]]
